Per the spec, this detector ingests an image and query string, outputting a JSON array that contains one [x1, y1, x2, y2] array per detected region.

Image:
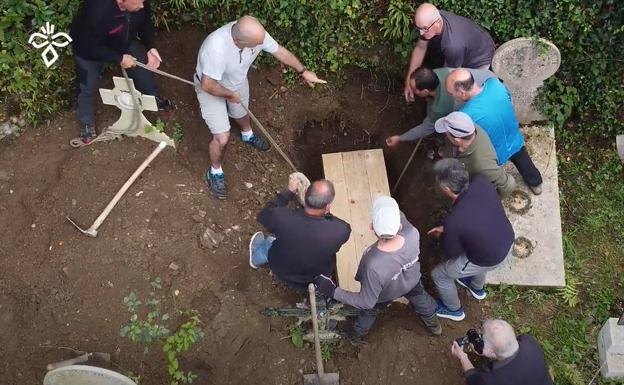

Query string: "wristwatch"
[[298, 66, 307, 74]]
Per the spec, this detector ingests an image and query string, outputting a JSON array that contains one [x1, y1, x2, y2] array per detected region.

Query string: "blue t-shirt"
[[460, 78, 524, 164]]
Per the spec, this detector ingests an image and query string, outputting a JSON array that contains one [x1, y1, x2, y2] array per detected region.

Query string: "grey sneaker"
[[421, 314, 442, 336], [241, 133, 270, 152], [207, 171, 226, 199], [249, 231, 265, 269], [529, 184, 543, 195]]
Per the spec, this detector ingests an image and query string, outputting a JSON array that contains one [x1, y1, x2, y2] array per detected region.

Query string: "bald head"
[[415, 3, 440, 25], [446, 68, 476, 101], [483, 319, 519, 360], [232, 15, 265, 47], [305, 180, 335, 209]]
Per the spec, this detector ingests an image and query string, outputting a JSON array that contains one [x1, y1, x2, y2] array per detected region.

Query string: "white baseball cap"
[[434, 111, 476, 137], [372, 196, 401, 239]]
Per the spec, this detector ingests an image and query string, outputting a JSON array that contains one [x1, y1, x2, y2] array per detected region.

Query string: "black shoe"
[[421, 314, 442, 336], [341, 328, 368, 346], [156, 97, 174, 119], [80, 123, 96, 144], [241, 133, 270, 152]]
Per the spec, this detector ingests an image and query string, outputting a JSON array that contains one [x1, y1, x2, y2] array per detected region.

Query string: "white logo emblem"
[[28, 22, 72, 68]]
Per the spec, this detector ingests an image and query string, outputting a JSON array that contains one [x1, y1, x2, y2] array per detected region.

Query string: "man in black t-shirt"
[[451, 319, 553, 385], [403, 3, 495, 102], [249, 179, 351, 291]]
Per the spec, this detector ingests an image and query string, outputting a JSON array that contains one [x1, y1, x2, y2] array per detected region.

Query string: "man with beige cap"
[[195, 15, 326, 199], [403, 3, 495, 102], [315, 196, 441, 341], [435, 111, 516, 198]]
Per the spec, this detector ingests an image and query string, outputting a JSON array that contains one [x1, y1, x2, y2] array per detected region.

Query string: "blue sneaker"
[[456, 277, 487, 300], [241, 133, 270, 152], [435, 301, 465, 321], [206, 171, 226, 199], [249, 231, 264, 269]]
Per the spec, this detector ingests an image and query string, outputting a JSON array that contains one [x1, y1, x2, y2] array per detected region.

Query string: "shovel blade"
[[303, 372, 339, 385]]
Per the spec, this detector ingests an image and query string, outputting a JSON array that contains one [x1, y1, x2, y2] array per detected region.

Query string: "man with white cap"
[[435, 111, 515, 198], [315, 196, 441, 340], [195, 15, 327, 199], [428, 159, 514, 321]]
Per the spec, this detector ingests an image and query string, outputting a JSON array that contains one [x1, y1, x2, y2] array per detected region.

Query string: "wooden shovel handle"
[[46, 352, 90, 371]]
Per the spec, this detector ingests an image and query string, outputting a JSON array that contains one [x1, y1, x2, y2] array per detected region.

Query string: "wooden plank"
[[364, 149, 391, 200], [322, 153, 359, 291]]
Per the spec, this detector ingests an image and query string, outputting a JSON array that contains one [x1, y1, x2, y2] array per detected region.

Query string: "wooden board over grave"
[[322, 149, 390, 292]]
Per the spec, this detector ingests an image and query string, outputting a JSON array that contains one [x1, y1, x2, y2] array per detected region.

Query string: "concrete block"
[[598, 318, 624, 379], [487, 125, 565, 287]]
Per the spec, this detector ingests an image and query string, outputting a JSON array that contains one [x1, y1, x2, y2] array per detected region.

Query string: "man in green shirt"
[[435, 112, 515, 198], [386, 67, 496, 147]]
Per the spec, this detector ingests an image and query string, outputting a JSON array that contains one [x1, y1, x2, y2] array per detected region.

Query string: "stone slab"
[[44, 365, 137, 385], [486, 124, 565, 287], [598, 318, 624, 379], [616, 135, 624, 163], [492, 38, 560, 124]]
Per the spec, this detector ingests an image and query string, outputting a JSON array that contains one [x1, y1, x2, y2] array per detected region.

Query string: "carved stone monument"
[[492, 38, 561, 124], [598, 318, 624, 379], [44, 365, 138, 385], [100, 76, 175, 147]]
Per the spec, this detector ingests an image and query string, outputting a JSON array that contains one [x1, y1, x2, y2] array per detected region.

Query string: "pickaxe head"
[[66, 216, 98, 237]]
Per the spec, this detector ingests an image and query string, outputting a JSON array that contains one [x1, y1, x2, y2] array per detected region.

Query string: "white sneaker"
[[249, 231, 265, 269]]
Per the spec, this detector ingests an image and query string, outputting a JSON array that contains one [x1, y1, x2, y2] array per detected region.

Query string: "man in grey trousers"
[[315, 196, 441, 341]]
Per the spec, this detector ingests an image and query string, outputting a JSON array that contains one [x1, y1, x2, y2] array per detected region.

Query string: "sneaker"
[[156, 97, 174, 119], [529, 184, 543, 195], [456, 277, 487, 300], [80, 123, 96, 144], [248, 231, 264, 269], [241, 133, 270, 152], [341, 328, 368, 347], [435, 301, 465, 321], [206, 171, 227, 199], [421, 314, 442, 336]]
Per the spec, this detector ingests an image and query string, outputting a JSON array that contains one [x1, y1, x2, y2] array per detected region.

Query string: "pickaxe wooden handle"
[[67, 141, 167, 237]]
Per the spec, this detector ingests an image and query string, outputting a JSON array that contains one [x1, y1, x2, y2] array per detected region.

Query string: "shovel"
[[303, 283, 339, 385]]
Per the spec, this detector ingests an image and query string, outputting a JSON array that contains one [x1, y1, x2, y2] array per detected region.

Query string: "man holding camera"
[[451, 319, 553, 385]]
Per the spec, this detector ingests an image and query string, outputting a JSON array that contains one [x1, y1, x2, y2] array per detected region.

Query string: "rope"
[[392, 137, 423, 194], [134, 61, 298, 172]]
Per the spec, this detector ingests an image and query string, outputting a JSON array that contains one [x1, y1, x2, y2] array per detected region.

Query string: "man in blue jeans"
[[249, 179, 351, 291], [69, 0, 171, 144]]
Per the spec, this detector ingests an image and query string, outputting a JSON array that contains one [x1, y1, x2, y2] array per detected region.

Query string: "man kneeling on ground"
[[315, 196, 441, 341], [249, 179, 351, 291], [451, 319, 553, 385]]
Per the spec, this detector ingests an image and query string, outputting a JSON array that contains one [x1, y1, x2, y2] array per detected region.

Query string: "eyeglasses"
[[416, 18, 440, 33]]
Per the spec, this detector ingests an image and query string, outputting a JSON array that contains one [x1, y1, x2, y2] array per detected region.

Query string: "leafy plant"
[[120, 278, 204, 385], [557, 275, 580, 308], [289, 323, 304, 349]]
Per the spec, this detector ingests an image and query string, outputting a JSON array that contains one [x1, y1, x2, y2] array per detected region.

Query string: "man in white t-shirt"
[[195, 15, 326, 199]]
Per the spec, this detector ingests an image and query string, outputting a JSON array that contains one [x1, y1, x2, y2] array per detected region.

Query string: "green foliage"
[[289, 323, 304, 349], [0, 0, 80, 122], [120, 278, 204, 385], [557, 275, 579, 308]]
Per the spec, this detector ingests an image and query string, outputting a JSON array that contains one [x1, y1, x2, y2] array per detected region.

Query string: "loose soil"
[[0, 26, 487, 385]]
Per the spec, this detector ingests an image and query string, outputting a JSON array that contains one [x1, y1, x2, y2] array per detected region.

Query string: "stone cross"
[[492, 38, 561, 124], [99, 76, 174, 147]]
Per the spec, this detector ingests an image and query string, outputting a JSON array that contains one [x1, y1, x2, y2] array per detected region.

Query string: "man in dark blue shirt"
[[451, 319, 553, 385], [428, 159, 514, 321], [70, 0, 170, 144]]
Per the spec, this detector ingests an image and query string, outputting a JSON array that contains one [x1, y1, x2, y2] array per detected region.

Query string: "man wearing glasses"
[[403, 3, 495, 102]]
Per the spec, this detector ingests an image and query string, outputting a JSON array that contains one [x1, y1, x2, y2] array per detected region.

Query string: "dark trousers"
[[353, 281, 437, 336], [73, 40, 159, 126], [510, 146, 543, 187]]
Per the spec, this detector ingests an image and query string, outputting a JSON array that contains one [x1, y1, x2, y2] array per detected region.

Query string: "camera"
[[455, 329, 484, 354]]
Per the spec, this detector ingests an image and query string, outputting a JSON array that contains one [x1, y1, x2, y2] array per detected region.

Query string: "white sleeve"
[[200, 46, 225, 81], [262, 31, 279, 54]]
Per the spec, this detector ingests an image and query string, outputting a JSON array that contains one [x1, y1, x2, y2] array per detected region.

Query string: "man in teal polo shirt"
[[446, 68, 543, 194], [386, 67, 496, 147]]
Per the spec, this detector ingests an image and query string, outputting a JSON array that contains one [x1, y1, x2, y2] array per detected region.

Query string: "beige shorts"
[[194, 76, 250, 134]]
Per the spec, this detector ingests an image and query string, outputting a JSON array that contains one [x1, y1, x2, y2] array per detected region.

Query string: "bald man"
[[195, 16, 326, 199], [451, 319, 553, 385], [403, 3, 495, 102], [446, 69, 543, 194]]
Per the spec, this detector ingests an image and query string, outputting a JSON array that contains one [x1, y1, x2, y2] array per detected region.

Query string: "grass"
[[486, 132, 624, 385]]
